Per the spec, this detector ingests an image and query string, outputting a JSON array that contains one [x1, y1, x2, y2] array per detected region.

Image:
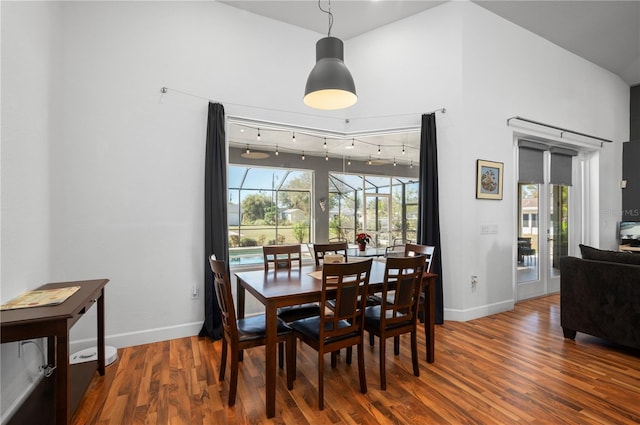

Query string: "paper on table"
[[1, 286, 81, 310]]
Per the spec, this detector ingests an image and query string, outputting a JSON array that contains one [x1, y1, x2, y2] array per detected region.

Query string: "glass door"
[[548, 184, 569, 292], [517, 183, 540, 294], [516, 181, 570, 300], [363, 193, 391, 248]]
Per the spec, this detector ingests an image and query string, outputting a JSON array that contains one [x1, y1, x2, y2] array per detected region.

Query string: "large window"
[[328, 173, 418, 247], [228, 165, 312, 266]]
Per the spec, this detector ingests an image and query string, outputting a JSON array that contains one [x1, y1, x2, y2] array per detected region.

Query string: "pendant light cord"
[[318, 0, 333, 37]]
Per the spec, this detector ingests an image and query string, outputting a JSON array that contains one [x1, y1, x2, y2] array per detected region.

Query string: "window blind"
[[550, 147, 578, 186], [518, 140, 546, 184]]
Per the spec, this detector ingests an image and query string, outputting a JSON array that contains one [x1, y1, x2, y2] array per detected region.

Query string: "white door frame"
[[513, 135, 600, 302]]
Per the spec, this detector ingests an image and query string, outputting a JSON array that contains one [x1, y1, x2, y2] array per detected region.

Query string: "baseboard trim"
[[444, 299, 515, 322], [70, 321, 205, 352]]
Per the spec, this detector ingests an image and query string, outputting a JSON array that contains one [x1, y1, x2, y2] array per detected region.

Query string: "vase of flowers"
[[356, 233, 372, 251]]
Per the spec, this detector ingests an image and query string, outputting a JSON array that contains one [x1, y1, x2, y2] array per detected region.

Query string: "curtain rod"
[[507, 116, 613, 144], [160, 86, 445, 123]]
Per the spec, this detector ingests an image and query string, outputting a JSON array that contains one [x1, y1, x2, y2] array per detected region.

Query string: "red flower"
[[356, 233, 372, 244]]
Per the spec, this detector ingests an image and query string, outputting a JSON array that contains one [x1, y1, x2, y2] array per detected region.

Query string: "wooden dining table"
[[235, 259, 437, 418]]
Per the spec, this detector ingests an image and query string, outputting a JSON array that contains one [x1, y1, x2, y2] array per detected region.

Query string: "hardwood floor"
[[71, 295, 640, 424]]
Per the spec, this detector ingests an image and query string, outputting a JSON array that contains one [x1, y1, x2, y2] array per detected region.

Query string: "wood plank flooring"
[[71, 295, 640, 424]]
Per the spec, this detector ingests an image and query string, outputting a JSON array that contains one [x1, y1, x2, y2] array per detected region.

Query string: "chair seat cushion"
[[289, 316, 358, 344], [277, 304, 321, 322], [237, 315, 291, 342], [364, 305, 410, 330]]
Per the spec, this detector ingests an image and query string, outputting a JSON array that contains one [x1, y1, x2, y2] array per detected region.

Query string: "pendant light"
[[304, 0, 357, 110]]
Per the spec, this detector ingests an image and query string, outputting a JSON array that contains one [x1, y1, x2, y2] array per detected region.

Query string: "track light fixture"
[[303, 0, 357, 110]]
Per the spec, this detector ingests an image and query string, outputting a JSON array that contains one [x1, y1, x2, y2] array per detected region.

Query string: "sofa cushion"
[[579, 244, 640, 265]]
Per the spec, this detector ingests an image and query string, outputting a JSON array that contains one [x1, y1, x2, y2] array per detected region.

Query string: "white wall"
[[344, 1, 627, 320], [449, 3, 627, 319], [0, 1, 630, 419], [48, 1, 323, 349], [0, 1, 61, 421]]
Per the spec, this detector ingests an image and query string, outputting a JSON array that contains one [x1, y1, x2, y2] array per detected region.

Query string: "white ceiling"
[[222, 0, 639, 165], [222, 0, 639, 86]]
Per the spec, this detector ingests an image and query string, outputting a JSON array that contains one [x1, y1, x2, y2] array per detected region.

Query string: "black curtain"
[[199, 102, 228, 340], [417, 113, 444, 324]]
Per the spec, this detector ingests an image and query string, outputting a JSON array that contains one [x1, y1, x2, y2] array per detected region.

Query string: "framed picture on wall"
[[476, 159, 503, 200]]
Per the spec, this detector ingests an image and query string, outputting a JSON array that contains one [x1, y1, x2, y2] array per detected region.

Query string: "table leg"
[[56, 326, 70, 425], [265, 302, 278, 418], [97, 289, 106, 375], [424, 277, 435, 363]]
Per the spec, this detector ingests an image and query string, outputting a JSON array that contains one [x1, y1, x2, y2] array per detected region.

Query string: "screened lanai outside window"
[[328, 173, 418, 248], [228, 166, 312, 266]]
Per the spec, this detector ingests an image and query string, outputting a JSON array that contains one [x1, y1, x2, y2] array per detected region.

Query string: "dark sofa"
[[559, 245, 640, 350]]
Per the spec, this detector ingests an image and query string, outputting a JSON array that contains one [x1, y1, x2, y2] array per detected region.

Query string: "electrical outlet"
[[471, 275, 478, 288], [191, 286, 200, 300]]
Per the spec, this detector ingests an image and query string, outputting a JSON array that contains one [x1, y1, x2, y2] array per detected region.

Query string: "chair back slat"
[[313, 242, 349, 266], [262, 244, 302, 272], [320, 259, 372, 342]]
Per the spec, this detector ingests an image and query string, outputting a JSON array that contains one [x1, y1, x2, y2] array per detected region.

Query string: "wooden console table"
[[1, 279, 108, 425]]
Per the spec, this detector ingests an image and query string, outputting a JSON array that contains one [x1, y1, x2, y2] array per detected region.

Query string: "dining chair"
[[209, 257, 294, 407], [262, 244, 321, 367], [312, 242, 349, 266], [262, 244, 302, 272], [364, 254, 426, 390], [288, 258, 373, 410], [368, 243, 435, 344]]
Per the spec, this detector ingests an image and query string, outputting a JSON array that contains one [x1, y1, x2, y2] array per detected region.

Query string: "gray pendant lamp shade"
[[304, 36, 357, 110]]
